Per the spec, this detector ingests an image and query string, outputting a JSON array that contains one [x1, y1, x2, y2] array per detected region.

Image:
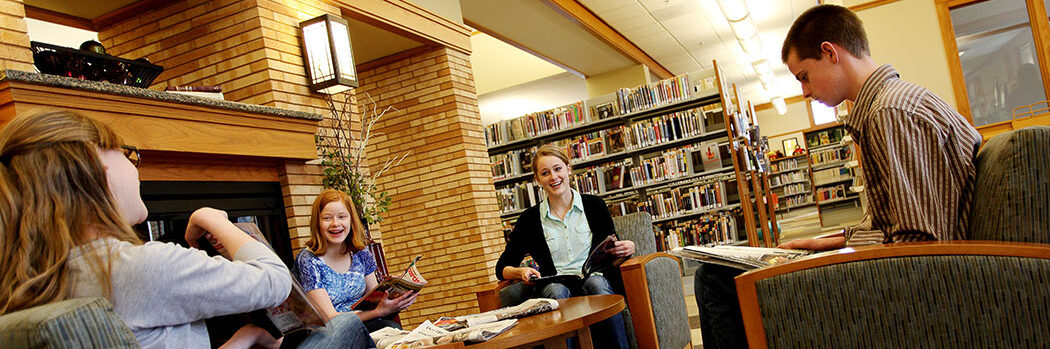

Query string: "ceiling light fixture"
[[772, 96, 787, 115], [715, 0, 749, 22]]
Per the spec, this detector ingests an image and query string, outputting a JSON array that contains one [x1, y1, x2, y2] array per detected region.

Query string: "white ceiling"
[[579, 0, 816, 105], [463, 0, 818, 105]]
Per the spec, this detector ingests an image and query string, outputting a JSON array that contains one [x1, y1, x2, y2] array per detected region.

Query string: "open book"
[[202, 223, 326, 339], [528, 234, 620, 285], [673, 245, 812, 270], [351, 256, 427, 311]]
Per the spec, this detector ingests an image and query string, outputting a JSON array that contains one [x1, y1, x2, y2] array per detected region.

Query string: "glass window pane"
[[952, 0, 1046, 126], [811, 100, 837, 125]]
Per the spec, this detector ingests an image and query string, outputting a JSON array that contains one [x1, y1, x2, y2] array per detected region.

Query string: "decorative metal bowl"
[[30, 41, 163, 88]]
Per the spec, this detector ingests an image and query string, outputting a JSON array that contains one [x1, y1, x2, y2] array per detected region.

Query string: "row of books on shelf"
[[570, 161, 632, 196], [810, 146, 851, 166], [643, 180, 734, 220], [812, 167, 853, 185], [781, 183, 809, 195], [484, 101, 586, 147], [816, 184, 850, 201], [615, 74, 693, 115], [495, 182, 543, 214], [655, 213, 740, 251], [490, 147, 535, 180], [781, 194, 814, 208], [622, 107, 724, 150], [770, 171, 808, 187], [769, 157, 806, 172]]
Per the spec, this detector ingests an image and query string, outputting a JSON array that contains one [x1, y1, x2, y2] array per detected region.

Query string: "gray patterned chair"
[[476, 211, 693, 349], [733, 126, 1050, 348], [0, 297, 140, 348]]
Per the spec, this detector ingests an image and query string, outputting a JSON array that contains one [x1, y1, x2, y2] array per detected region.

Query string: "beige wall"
[[586, 64, 648, 98], [855, 0, 957, 108], [757, 98, 810, 138]]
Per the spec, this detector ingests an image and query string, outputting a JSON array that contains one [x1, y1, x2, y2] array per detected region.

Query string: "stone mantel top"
[[0, 70, 322, 121]]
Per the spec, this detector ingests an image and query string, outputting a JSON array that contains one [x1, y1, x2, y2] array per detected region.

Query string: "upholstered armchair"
[[0, 297, 139, 348], [734, 126, 1050, 348], [475, 211, 693, 349]]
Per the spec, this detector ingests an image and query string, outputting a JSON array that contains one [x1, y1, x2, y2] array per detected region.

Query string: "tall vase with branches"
[[316, 91, 409, 229]]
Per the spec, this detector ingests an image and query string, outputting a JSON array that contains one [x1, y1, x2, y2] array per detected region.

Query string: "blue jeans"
[[694, 263, 747, 349], [297, 313, 376, 349], [540, 275, 629, 349]]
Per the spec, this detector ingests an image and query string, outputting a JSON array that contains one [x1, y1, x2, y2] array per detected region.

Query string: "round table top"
[[465, 294, 625, 349]]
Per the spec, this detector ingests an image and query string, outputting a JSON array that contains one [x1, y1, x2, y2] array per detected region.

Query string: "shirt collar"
[[540, 189, 584, 220], [845, 64, 899, 128]]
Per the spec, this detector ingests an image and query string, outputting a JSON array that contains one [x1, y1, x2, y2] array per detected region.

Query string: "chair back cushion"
[[0, 297, 139, 348], [613, 212, 656, 256], [753, 255, 1050, 348], [644, 256, 692, 349], [969, 126, 1050, 243]]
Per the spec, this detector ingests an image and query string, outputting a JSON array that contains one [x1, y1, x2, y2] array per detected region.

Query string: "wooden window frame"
[[935, 0, 1050, 126]]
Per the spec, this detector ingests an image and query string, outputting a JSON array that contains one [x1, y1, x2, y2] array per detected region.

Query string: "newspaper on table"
[[371, 319, 517, 349], [369, 298, 559, 348], [673, 245, 811, 270]]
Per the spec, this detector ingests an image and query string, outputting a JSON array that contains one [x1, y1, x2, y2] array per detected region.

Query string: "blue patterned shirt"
[[297, 248, 377, 312]]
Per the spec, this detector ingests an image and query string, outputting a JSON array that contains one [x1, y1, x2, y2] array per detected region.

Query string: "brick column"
[[0, 0, 32, 71], [357, 47, 503, 326]]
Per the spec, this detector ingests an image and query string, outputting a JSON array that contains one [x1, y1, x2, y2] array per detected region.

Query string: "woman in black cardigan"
[[495, 145, 634, 349]]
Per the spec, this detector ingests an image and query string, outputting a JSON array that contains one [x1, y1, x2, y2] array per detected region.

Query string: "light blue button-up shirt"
[[539, 189, 592, 276]]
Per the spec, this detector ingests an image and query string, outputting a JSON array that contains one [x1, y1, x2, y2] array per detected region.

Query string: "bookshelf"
[[803, 123, 861, 226], [768, 153, 815, 212], [486, 63, 753, 251]]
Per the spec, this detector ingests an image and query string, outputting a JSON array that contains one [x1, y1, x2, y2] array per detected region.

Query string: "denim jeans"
[[539, 275, 629, 349], [297, 313, 377, 349], [694, 263, 747, 349]]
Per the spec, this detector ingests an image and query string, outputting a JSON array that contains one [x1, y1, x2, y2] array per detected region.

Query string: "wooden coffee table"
[[457, 294, 626, 349]]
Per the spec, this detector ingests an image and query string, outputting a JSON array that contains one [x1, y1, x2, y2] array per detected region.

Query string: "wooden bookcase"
[[803, 123, 861, 226], [486, 61, 757, 251], [768, 153, 815, 212]]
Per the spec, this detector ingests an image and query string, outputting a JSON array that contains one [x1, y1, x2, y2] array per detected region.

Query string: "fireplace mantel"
[[0, 70, 324, 182]]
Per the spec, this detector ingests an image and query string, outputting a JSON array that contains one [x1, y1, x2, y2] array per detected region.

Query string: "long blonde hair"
[[0, 110, 142, 314], [305, 189, 368, 255]]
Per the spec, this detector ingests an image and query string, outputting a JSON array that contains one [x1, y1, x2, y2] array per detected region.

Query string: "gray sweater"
[[68, 238, 292, 348]]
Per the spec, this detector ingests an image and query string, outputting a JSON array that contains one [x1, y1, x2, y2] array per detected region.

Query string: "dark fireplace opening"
[[134, 181, 293, 346]]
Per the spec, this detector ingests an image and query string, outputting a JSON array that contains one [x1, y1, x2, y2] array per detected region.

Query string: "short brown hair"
[[531, 144, 571, 179], [306, 189, 368, 254], [781, 4, 869, 62]]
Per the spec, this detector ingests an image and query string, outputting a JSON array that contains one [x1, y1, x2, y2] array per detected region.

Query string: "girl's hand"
[[185, 207, 229, 248], [611, 240, 636, 257], [514, 267, 542, 282], [374, 291, 418, 317]]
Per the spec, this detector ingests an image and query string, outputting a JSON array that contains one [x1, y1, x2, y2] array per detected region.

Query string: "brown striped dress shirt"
[[842, 65, 982, 246]]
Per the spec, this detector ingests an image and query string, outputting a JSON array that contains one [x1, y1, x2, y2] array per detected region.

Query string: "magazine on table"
[[528, 234, 621, 285], [673, 245, 812, 270], [433, 298, 560, 331], [202, 223, 326, 339], [351, 255, 427, 311]]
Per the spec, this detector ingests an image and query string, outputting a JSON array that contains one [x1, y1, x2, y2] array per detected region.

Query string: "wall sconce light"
[[299, 14, 358, 94]]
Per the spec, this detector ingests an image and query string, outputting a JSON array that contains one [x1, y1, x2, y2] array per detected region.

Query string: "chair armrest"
[[475, 279, 517, 312], [620, 252, 684, 349], [734, 241, 1050, 349]]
